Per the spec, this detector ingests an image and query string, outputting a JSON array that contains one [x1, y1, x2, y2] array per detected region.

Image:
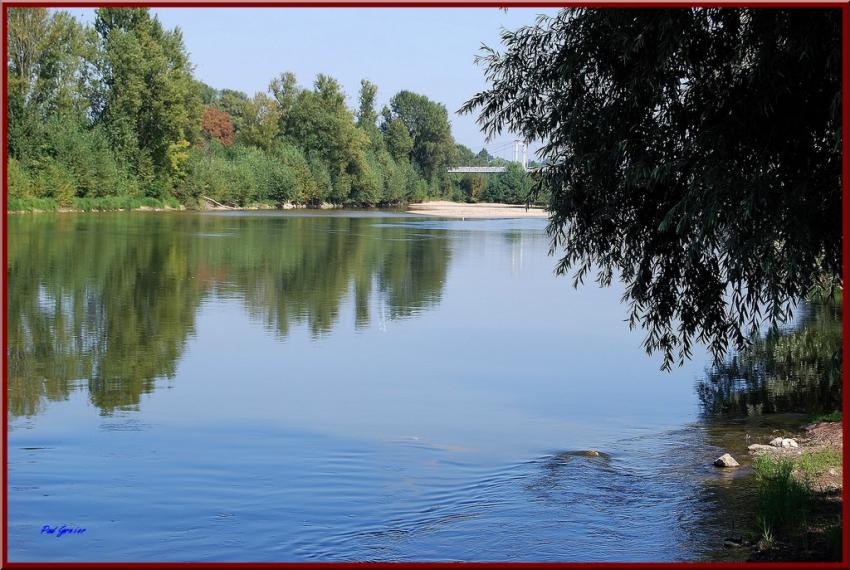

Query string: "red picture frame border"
[[1, 1, 848, 568]]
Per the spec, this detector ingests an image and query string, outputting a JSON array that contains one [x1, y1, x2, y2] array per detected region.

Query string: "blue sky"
[[66, 7, 558, 162]]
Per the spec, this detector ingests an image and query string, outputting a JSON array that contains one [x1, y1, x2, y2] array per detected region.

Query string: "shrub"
[[7, 158, 34, 199], [43, 119, 138, 199]]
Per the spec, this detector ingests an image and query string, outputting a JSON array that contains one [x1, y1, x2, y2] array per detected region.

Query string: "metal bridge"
[[448, 140, 531, 174], [447, 166, 509, 174]]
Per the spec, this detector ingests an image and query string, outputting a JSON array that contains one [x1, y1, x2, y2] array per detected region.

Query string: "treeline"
[[7, 7, 538, 211]]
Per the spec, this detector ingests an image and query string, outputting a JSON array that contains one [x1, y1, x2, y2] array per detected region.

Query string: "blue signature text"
[[41, 524, 87, 537]]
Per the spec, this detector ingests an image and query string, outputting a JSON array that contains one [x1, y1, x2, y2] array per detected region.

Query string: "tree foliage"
[[201, 106, 234, 146], [462, 8, 843, 369], [7, 8, 90, 162], [91, 8, 201, 184], [7, 7, 527, 210], [236, 91, 280, 151], [382, 90, 458, 180]]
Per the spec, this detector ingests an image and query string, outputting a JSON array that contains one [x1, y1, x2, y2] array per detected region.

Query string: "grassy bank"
[[8, 197, 548, 217], [749, 421, 843, 561], [8, 196, 183, 213]]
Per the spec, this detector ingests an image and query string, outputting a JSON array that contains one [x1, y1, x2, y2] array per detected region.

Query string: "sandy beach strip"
[[406, 201, 548, 219]]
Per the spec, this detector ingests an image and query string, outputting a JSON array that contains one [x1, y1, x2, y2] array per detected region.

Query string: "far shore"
[[8, 205, 188, 214], [406, 200, 548, 219], [9, 200, 550, 218]]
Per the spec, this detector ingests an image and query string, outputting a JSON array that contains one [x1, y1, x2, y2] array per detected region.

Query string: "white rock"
[[748, 444, 775, 452], [714, 453, 739, 467], [769, 437, 785, 447], [781, 438, 799, 448]]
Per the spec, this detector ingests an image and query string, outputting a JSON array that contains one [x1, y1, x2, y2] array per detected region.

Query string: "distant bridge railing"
[[447, 166, 541, 174], [447, 166, 507, 174]]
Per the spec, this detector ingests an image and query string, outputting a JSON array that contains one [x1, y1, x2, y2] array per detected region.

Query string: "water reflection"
[[11, 212, 831, 562], [696, 299, 842, 418], [691, 298, 843, 561], [8, 213, 450, 417]]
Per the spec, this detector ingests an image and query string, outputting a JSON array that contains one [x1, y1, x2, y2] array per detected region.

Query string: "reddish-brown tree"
[[201, 106, 234, 146]]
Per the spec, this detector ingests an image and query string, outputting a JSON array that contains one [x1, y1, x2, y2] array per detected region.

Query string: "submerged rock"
[[554, 450, 610, 460], [714, 453, 740, 467]]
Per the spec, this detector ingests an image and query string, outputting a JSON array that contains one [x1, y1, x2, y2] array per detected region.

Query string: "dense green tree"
[[381, 109, 414, 163], [357, 79, 379, 131], [454, 145, 495, 168], [481, 163, 533, 204], [459, 173, 486, 202], [268, 72, 298, 119], [455, 144, 477, 166], [383, 90, 458, 180], [7, 8, 90, 162], [216, 88, 251, 133], [236, 91, 280, 151], [279, 73, 373, 202], [462, 8, 842, 369], [7, 8, 521, 211], [197, 80, 219, 105], [91, 8, 201, 186], [476, 148, 493, 164]]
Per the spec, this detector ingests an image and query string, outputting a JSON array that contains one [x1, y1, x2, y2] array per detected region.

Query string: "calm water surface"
[[9, 211, 756, 561]]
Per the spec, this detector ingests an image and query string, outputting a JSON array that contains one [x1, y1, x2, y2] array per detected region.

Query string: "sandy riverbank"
[[406, 201, 548, 219]]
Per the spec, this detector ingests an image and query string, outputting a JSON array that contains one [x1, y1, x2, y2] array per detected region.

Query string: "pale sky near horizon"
[[66, 7, 560, 162]]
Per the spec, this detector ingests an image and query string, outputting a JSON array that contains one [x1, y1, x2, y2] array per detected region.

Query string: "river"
[[7, 211, 810, 562]]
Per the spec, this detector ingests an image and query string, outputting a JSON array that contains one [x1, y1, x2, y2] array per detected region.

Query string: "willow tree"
[[462, 8, 843, 369]]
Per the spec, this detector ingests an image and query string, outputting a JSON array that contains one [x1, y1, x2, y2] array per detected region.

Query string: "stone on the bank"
[[714, 453, 739, 467], [748, 444, 775, 452], [769, 437, 799, 448], [769, 437, 784, 447]]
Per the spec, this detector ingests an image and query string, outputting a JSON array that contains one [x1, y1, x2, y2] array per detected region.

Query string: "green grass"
[[809, 410, 842, 423], [797, 448, 842, 479], [8, 197, 60, 212], [751, 449, 843, 560], [753, 455, 812, 536], [8, 196, 183, 212]]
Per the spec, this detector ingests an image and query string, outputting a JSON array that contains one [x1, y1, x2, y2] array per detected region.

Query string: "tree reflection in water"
[[8, 213, 450, 417], [697, 298, 842, 418]]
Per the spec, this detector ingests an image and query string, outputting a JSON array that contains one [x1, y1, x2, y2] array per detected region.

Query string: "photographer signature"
[[41, 524, 86, 538]]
